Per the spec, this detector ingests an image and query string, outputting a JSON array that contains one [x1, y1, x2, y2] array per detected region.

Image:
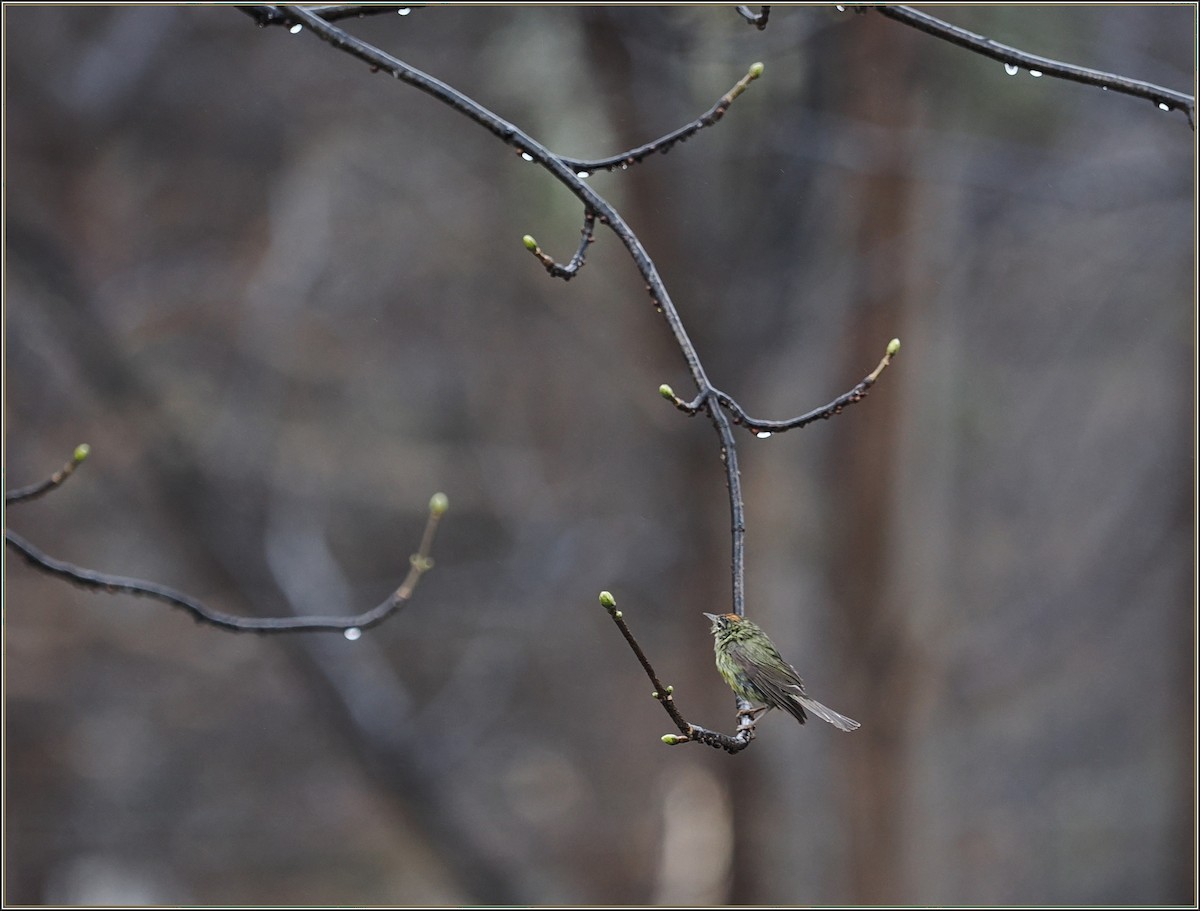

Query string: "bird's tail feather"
[[794, 694, 860, 731]]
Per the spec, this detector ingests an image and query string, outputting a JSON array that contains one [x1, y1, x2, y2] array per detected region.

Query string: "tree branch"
[[556, 63, 765, 175], [5, 444, 91, 506], [267, 7, 900, 748], [599, 593, 756, 754], [735, 6, 770, 31], [661, 338, 901, 437], [275, 5, 776, 618], [239, 5, 417, 29], [875, 4, 1196, 129], [522, 210, 595, 281], [5, 447, 449, 634]]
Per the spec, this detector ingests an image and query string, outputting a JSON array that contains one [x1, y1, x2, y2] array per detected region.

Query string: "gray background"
[[5, 5, 1194, 905]]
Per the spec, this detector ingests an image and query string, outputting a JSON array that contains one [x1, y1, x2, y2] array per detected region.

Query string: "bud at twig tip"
[[598, 591, 616, 608], [522, 235, 538, 251], [659, 384, 674, 400], [749, 62, 765, 79], [429, 492, 449, 515], [652, 691, 660, 700], [887, 338, 901, 356], [73, 444, 91, 462], [661, 734, 684, 745]]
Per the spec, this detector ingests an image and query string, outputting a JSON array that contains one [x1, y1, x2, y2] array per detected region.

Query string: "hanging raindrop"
[[1004, 63, 1019, 76]]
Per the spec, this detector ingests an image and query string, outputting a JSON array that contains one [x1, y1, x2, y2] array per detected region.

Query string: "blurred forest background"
[[4, 4, 1194, 906]]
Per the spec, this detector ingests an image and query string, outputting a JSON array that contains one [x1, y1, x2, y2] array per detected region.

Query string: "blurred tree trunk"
[[827, 13, 919, 904]]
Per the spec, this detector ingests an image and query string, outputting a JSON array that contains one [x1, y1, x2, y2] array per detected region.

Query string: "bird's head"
[[703, 612, 743, 634]]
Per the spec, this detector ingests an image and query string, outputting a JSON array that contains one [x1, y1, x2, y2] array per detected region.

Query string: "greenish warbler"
[[705, 612, 860, 732]]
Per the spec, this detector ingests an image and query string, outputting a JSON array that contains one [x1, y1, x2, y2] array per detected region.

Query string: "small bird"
[[704, 612, 860, 732]]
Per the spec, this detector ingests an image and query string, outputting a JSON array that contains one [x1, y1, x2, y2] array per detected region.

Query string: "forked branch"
[[599, 592, 756, 753]]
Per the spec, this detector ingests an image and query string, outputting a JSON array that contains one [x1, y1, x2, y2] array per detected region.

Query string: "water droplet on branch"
[[289, 23, 303, 34], [521, 152, 534, 162], [1004, 63, 1019, 76], [344, 627, 362, 641]]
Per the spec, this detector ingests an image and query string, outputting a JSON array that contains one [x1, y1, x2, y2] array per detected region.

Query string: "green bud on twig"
[[887, 338, 901, 357], [522, 235, 538, 251], [429, 492, 449, 515], [749, 61, 765, 79], [659, 384, 675, 400], [73, 444, 91, 463], [661, 734, 684, 746], [598, 591, 616, 608], [652, 691, 660, 700]]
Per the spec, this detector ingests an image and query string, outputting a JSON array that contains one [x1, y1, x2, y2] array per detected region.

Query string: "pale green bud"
[[887, 338, 901, 356], [73, 444, 91, 463], [429, 492, 449, 515]]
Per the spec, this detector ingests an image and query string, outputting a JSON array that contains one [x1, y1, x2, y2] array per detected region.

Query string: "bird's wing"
[[727, 643, 810, 724]]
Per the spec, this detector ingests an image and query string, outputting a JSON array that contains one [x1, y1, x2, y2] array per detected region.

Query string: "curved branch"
[[5, 494, 448, 634], [717, 338, 900, 436], [599, 593, 756, 753], [876, 4, 1195, 129], [522, 210, 596, 281], [556, 63, 764, 175], [5, 444, 91, 506], [279, 5, 756, 614]]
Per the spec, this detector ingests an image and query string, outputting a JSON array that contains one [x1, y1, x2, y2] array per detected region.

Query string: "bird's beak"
[[703, 612, 720, 622]]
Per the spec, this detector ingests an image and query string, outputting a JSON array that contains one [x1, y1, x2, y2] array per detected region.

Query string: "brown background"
[[5, 5, 1194, 905]]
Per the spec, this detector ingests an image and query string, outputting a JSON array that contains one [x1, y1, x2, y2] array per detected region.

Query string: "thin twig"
[[522, 210, 596, 281], [599, 593, 755, 753], [557, 63, 764, 175], [720, 339, 900, 435], [658, 339, 900, 436], [735, 6, 770, 31], [5, 444, 91, 506], [239, 5, 418, 28], [5, 493, 448, 634], [876, 4, 1195, 129]]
